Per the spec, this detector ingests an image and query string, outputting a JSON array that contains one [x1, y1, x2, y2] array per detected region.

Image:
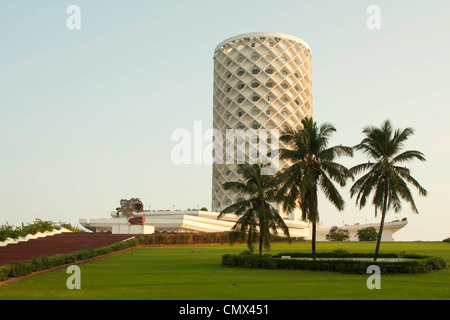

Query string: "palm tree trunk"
[[311, 186, 318, 260], [259, 231, 263, 256], [374, 210, 386, 261], [312, 222, 317, 260], [374, 185, 389, 261]]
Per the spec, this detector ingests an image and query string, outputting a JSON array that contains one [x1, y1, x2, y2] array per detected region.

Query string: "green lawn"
[[0, 241, 449, 300]]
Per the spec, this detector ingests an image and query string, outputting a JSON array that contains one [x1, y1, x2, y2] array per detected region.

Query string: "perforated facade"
[[212, 32, 313, 214]]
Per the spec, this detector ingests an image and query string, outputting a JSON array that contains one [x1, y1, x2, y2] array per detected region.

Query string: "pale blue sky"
[[1, 0, 449, 240]]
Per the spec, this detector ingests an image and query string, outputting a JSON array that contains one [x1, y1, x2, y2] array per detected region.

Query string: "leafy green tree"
[[350, 120, 427, 261], [356, 227, 378, 241], [277, 117, 353, 259], [218, 163, 290, 256], [58, 222, 84, 232], [326, 226, 350, 241]]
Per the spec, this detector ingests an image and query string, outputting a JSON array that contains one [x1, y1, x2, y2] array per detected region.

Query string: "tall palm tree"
[[218, 162, 290, 256], [277, 117, 353, 260], [350, 120, 427, 261]]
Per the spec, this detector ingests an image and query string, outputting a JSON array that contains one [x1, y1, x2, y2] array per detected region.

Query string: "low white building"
[[316, 221, 408, 242], [79, 210, 407, 241]]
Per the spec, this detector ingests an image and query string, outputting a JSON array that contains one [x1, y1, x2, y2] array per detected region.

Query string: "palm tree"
[[218, 162, 290, 256], [349, 120, 427, 261], [277, 117, 353, 260]]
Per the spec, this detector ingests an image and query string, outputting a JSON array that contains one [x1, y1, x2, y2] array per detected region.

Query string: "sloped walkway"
[[0, 232, 135, 266]]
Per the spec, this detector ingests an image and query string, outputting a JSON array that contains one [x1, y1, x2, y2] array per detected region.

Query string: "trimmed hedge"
[[135, 232, 304, 246], [222, 251, 447, 274], [135, 232, 230, 245]]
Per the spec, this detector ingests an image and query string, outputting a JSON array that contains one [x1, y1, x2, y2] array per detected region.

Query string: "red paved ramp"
[[0, 232, 135, 266]]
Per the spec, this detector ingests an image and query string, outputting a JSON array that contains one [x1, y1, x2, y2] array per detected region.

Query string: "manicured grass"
[[0, 241, 449, 300]]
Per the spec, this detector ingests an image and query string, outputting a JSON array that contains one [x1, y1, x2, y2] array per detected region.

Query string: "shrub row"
[[135, 232, 230, 245], [135, 232, 304, 246], [0, 238, 139, 281], [222, 252, 447, 274]]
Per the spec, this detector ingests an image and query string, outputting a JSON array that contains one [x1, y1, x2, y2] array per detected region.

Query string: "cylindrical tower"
[[212, 32, 313, 216]]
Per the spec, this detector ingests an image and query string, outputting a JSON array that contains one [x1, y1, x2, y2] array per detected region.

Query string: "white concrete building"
[[316, 221, 408, 242], [212, 32, 313, 215], [79, 211, 407, 242], [80, 210, 310, 238]]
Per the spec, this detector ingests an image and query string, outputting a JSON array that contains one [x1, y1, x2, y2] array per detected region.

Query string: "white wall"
[[112, 224, 154, 235]]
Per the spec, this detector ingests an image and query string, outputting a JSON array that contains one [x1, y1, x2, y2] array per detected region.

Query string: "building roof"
[[214, 32, 311, 54]]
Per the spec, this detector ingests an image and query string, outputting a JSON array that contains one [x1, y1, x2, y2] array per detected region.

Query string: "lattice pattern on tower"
[[212, 32, 313, 213]]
